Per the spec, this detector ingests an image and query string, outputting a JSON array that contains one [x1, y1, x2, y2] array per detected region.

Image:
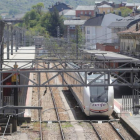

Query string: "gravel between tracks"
[[42, 123, 61, 140], [93, 123, 121, 140], [80, 122, 98, 140], [62, 122, 78, 140], [46, 63, 69, 120], [111, 121, 134, 140]]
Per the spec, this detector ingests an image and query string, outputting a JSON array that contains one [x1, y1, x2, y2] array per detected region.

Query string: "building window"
[[87, 38, 90, 42], [81, 11, 83, 14], [89, 11, 91, 15], [115, 46, 118, 49], [85, 11, 87, 15], [123, 42, 125, 50], [87, 36, 90, 42], [87, 28, 90, 34], [136, 44, 140, 52]]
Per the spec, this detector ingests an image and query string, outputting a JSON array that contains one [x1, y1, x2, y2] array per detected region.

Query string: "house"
[[48, 2, 72, 12], [108, 14, 140, 46], [63, 10, 76, 20], [117, 23, 140, 57], [125, 3, 140, 10], [98, 4, 113, 14], [64, 20, 86, 39], [95, 1, 115, 7], [84, 13, 123, 49], [59, 10, 71, 16], [75, 6, 99, 20]]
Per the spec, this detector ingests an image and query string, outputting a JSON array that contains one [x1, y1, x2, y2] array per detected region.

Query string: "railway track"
[[43, 60, 65, 140], [34, 60, 134, 140], [90, 121, 125, 140], [36, 59, 43, 140]]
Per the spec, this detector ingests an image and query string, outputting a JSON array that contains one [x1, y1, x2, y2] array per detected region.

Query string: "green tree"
[[48, 9, 64, 37], [24, 12, 30, 27], [32, 3, 44, 14], [73, 26, 85, 48], [114, 7, 132, 17]]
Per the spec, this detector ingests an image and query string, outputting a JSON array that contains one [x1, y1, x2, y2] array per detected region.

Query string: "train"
[[64, 63, 114, 117]]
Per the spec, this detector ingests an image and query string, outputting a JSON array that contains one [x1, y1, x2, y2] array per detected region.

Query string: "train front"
[[87, 75, 114, 117]]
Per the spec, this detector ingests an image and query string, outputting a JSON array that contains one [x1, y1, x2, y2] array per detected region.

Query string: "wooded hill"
[[0, 0, 139, 16]]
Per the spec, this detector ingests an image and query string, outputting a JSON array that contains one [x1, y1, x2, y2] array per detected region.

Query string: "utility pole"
[[7, 24, 9, 59], [15, 28, 18, 52], [0, 21, 5, 107], [11, 26, 13, 55], [57, 26, 60, 39], [76, 26, 78, 59], [67, 25, 70, 43]]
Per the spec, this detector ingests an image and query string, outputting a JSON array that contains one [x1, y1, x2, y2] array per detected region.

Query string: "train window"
[[90, 86, 108, 102]]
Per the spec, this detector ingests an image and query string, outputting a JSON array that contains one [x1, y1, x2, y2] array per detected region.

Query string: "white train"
[[64, 63, 114, 117]]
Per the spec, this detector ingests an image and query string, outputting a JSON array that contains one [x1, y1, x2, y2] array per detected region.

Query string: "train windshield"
[[90, 86, 108, 102]]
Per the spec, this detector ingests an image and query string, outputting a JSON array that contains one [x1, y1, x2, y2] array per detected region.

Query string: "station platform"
[[1, 46, 35, 118], [114, 84, 140, 138]]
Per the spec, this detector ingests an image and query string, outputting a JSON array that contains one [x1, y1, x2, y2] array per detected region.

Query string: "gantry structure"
[[0, 20, 140, 114]]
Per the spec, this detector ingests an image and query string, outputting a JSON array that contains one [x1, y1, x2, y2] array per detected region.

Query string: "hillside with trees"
[[0, 0, 139, 16]]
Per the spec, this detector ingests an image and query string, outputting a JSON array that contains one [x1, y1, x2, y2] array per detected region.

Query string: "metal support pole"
[[57, 26, 60, 39], [0, 21, 5, 107], [76, 26, 78, 59], [67, 25, 70, 43], [11, 26, 13, 55], [22, 30, 24, 46], [7, 25, 9, 59], [16, 29, 18, 52], [24, 30, 26, 46]]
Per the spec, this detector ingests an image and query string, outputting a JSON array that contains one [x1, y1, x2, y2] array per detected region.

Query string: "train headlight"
[[91, 98, 94, 102]]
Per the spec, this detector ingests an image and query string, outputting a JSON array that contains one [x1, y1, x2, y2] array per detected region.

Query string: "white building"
[[84, 13, 123, 49], [64, 10, 76, 19]]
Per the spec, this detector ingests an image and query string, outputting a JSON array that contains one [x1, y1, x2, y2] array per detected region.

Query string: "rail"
[[43, 61, 65, 140], [36, 59, 43, 140], [90, 121, 102, 140], [109, 121, 125, 140]]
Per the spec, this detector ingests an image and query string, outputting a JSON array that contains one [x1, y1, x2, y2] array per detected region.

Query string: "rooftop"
[[59, 10, 70, 16], [108, 14, 140, 29], [118, 23, 140, 35], [48, 2, 72, 12], [64, 10, 76, 16], [83, 49, 140, 62], [125, 3, 140, 7], [108, 21, 129, 28], [76, 6, 95, 10], [95, 1, 113, 4], [98, 4, 112, 8], [84, 15, 104, 26], [64, 20, 86, 25]]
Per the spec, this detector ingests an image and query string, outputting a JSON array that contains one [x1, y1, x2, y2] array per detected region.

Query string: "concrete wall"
[[76, 10, 94, 17], [85, 26, 102, 49], [98, 7, 113, 14], [96, 43, 120, 52]]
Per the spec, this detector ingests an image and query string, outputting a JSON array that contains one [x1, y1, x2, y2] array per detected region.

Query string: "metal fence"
[[122, 93, 140, 115], [3, 95, 26, 106]]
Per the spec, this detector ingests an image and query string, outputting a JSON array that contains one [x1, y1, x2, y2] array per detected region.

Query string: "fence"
[[3, 95, 26, 106], [122, 94, 140, 115]]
